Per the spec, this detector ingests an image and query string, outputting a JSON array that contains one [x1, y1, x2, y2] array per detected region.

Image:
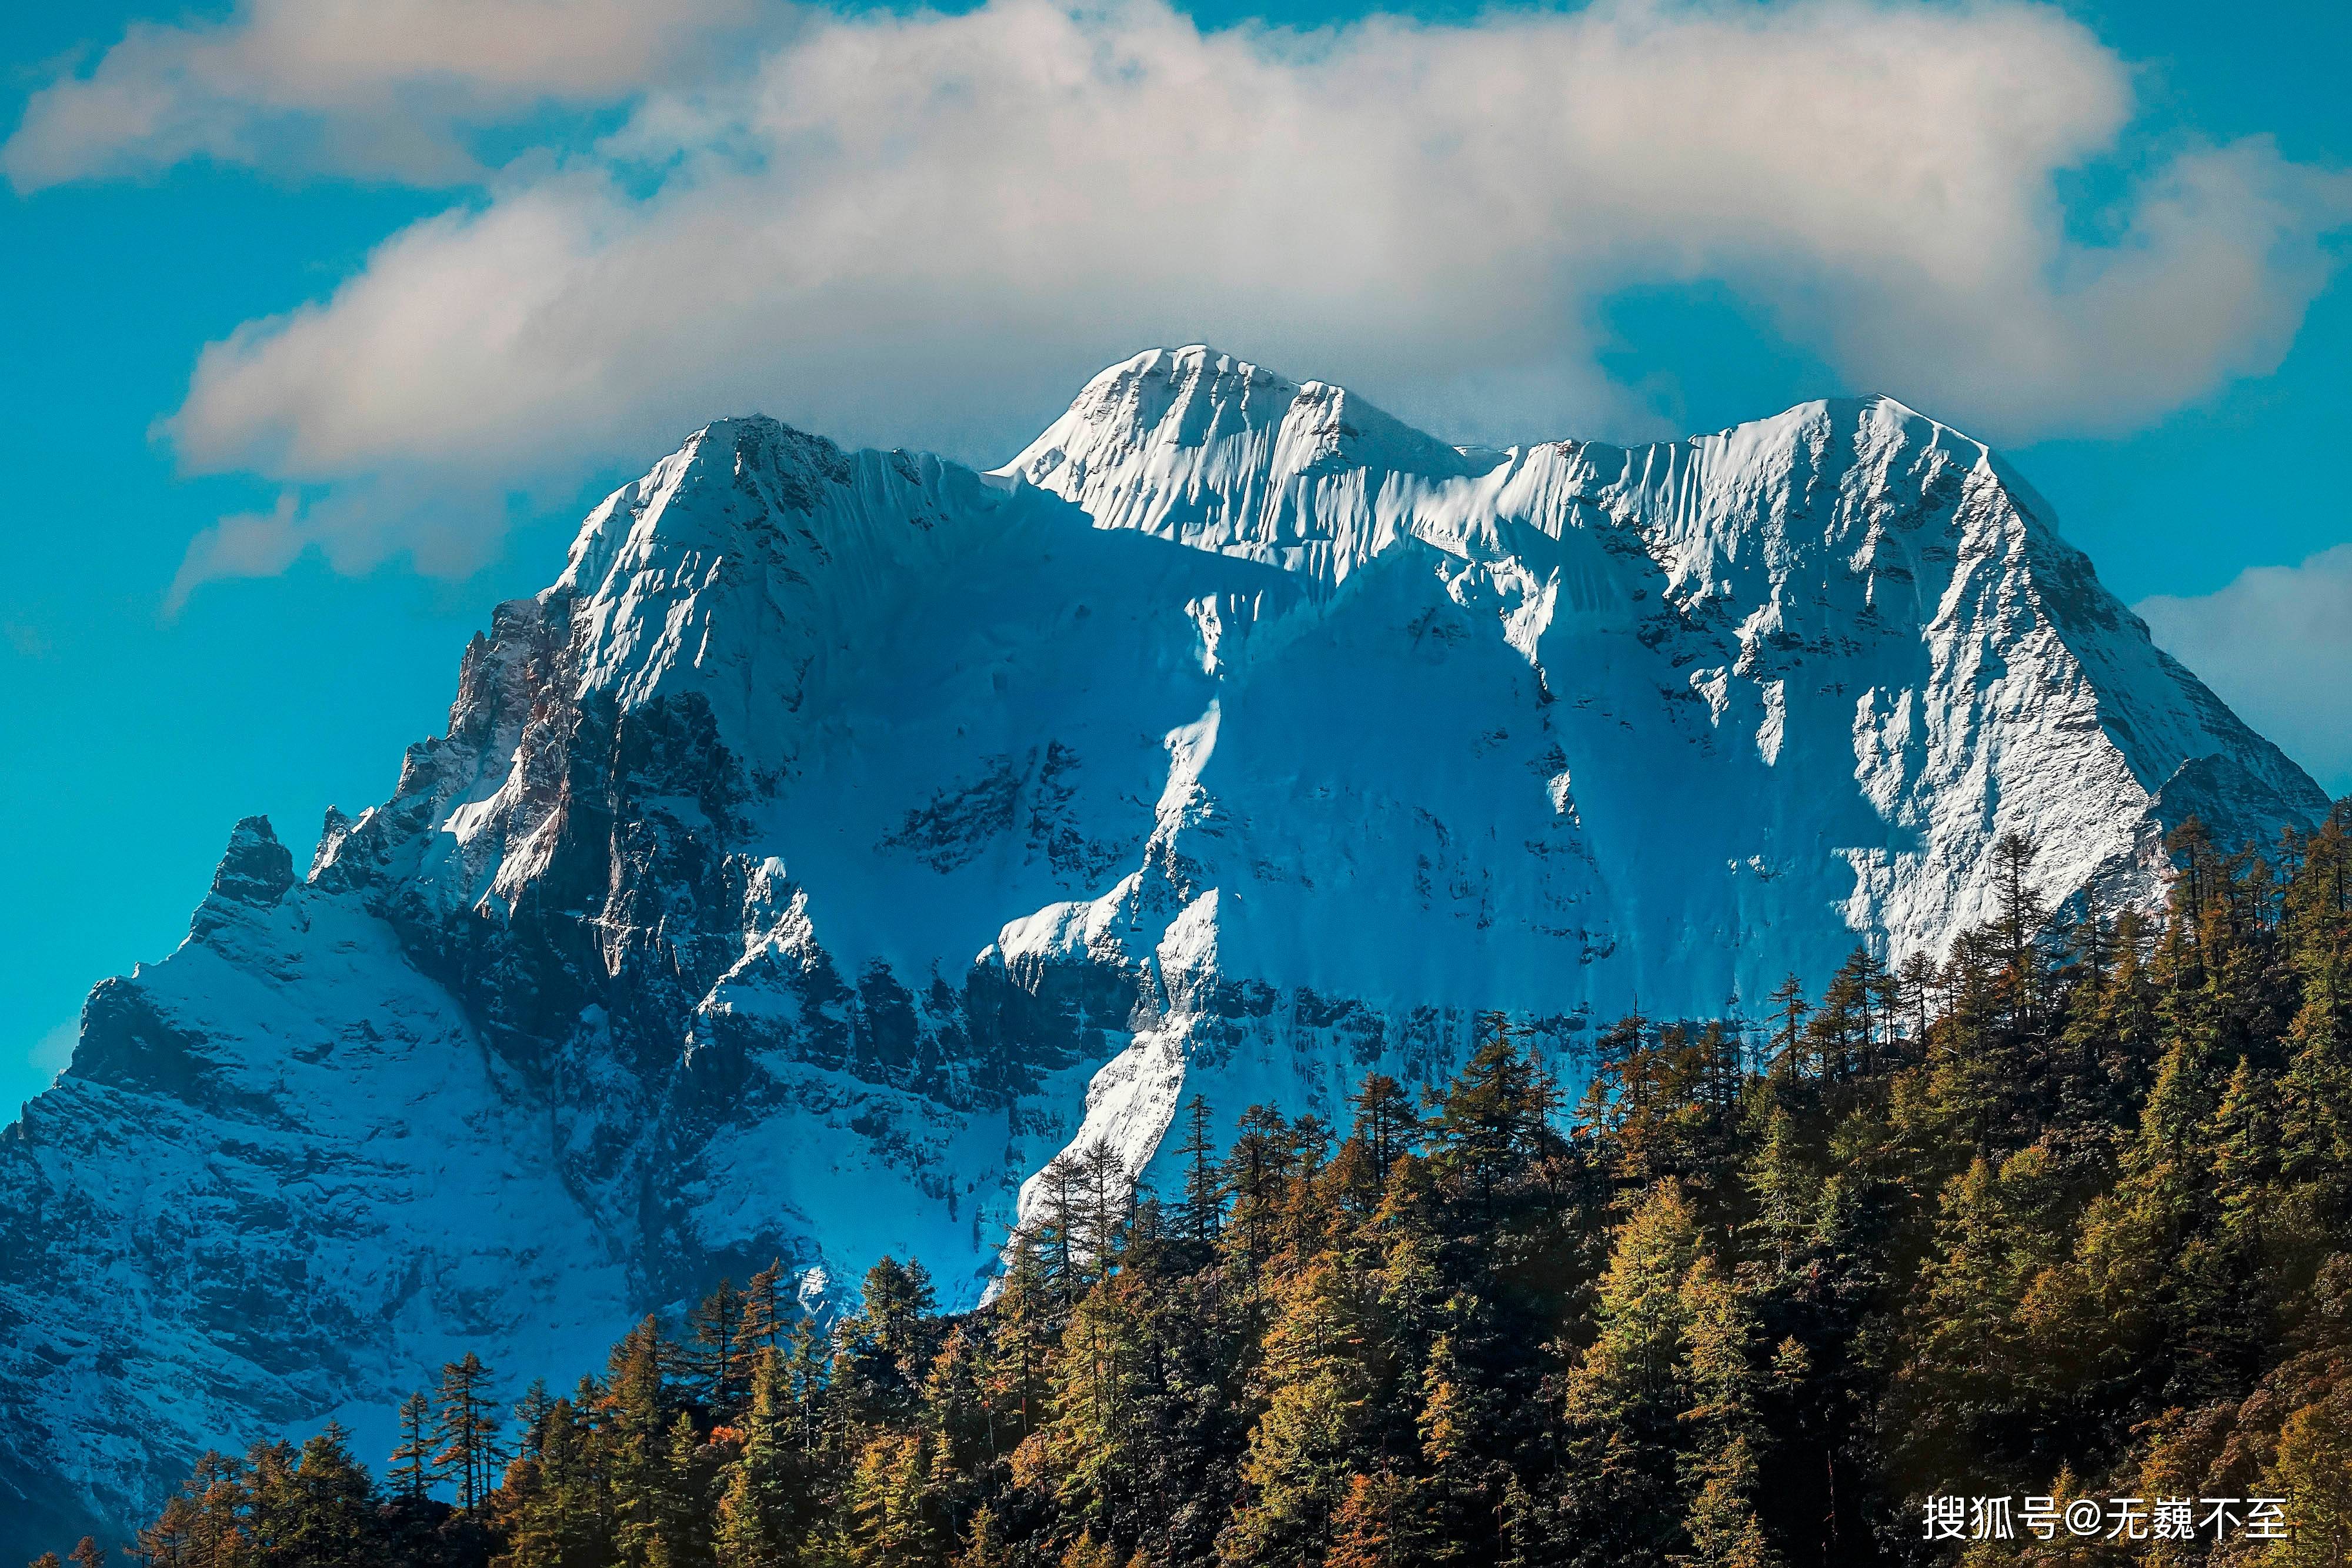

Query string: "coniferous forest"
[[80, 809, 2352, 1568]]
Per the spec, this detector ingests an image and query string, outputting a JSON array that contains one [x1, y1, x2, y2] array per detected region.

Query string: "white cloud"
[[3, 0, 765, 188], [166, 492, 306, 615], [26, 1018, 77, 1086], [22, 0, 2339, 599], [161, 480, 516, 612], [2138, 545, 2352, 798]]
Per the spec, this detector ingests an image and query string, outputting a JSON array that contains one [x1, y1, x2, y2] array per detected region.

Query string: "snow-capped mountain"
[[0, 347, 2326, 1546]]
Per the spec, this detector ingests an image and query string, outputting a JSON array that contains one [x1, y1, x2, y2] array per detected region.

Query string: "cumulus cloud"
[[3, 0, 765, 188], [22, 0, 2341, 599], [2138, 545, 2352, 797]]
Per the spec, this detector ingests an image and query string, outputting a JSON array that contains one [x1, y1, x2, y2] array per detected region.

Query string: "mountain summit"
[[0, 347, 2324, 1547]]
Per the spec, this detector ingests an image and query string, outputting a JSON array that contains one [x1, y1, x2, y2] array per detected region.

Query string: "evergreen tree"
[[122, 802, 2352, 1568], [1223, 1106, 1297, 1270], [433, 1352, 505, 1512], [1426, 1024, 1560, 1220], [711, 1345, 799, 1568], [282, 1422, 376, 1568], [690, 1280, 751, 1417], [609, 1316, 679, 1567], [1076, 1142, 1135, 1283], [1217, 1259, 1380, 1566], [138, 1504, 199, 1568], [1674, 1257, 1777, 1568], [736, 1259, 791, 1363], [1175, 1094, 1226, 1249], [1766, 976, 1809, 1079], [389, 1389, 439, 1503], [951, 1504, 1010, 1568], [843, 1429, 945, 1566], [1351, 1073, 1423, 1179]]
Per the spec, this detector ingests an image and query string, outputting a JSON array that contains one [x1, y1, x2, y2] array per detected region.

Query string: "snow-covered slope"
[[0, 346, 2326, 1547]]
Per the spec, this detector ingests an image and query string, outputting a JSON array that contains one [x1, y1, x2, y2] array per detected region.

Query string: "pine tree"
[[1076, 1141, 1135, 1283], [1416, 1328, 1500, 1563], [1219, 1258, 1382, 1566], [501, 1388, 614, 1568], [692, 1279, 752, 1417], [737, 1258, 792, 1363], [389, 1388, 439, 1503], [1990, 830, 2047, 1023], [1175, 1094, 1226, 1249], [1554, 1183, 1703, 1563], [243, 1437, 302, 1555], [2258, 1386, 2352, 1567], [135, 1497, 198, 1565], [1426, 1025, 1560, 1220], [178, 1447, 251, 1566], [1896, 951, 1939, 1059], [1809, 951, 1876, 1082], [660, 1407, 714, 1566], [514, 1376, 560, 1463], [783, 1315, 828, 1457], [433, 1351, 505, 1512], [1570, 1183, 1700, 1423], [1037, 1279, 1149, 1546], [1742, 1104, 1814, 1276], [952, 1504, 1011, 1568], [843, 1428, 945, 1566], [1765, 976, 1810, 1080], [2211, 1054, 2281, 1254], [859, 1256, 939, 1384], [712, 1345, 795, 1568], [282, 1422, 376, 1568], [983, 1229, 1058, 1447], [610, 1316, 678, 1567], [1351, 1073, 1423, 1178], [1674, 1256, 1778, 1568], [1223, 1106, 1296, 1270], [1327, 1469, 1416, 1568], [1032, 1153, 1090, 1303]]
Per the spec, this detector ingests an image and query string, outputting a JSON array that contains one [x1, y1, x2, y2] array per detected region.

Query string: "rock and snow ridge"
[[0, 345, 2327, 1548]]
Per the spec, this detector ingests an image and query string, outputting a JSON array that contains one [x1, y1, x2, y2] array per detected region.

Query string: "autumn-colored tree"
[[433, 1352, 505, 1512], [124, 800, 2352, 1568]]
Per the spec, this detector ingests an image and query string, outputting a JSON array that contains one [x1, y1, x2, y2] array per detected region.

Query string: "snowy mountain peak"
[[1000, 354, 2052, 616], [188, 815, 295, 942], [557, 414, 860, 596], [1000, 345, 1490, 579], [1, 348, 2333, 1552]]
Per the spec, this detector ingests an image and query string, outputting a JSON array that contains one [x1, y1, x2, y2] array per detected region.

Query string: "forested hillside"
[[87, 809, 2352, 1568]]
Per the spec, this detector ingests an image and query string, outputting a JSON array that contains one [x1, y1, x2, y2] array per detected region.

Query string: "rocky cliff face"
[[0, 346, 2327, 1545]]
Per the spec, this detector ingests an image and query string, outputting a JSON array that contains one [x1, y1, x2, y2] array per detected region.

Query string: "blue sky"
[[2, 0, 2348, 1116]]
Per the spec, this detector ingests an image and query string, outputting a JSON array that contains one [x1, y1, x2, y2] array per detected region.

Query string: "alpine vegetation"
[[109, 816, 2352, 1566]]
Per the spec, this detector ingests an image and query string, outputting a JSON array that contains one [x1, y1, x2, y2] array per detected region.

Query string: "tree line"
[[72, 807, 2352, 1567]]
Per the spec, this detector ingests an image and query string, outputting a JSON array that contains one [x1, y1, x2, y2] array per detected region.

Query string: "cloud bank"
[[10, 0, 2350, 596], [2139, 546, 2352, 797], [4, 0, 763, 188]]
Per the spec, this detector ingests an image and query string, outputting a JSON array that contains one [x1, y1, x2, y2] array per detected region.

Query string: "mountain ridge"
[[0, 346, 2327, 1551]]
